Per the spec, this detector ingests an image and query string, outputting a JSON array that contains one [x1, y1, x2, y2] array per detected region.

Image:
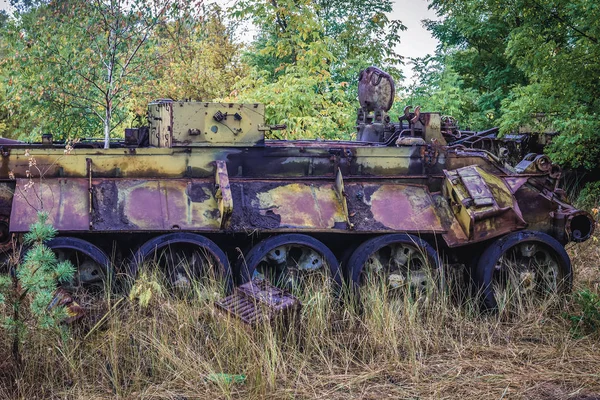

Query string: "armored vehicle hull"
[[0, 96, 594, 311]]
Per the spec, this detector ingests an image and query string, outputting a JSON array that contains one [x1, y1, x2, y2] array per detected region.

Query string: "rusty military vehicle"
[[0, 66, 594, 311]]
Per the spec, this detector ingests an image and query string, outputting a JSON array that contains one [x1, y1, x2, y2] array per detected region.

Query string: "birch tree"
[[2, 0, 184, 146]]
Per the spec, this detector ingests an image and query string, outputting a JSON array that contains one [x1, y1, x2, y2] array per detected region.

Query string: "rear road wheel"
[[474, 230, 572, 311], [46, 237, 112, 321]]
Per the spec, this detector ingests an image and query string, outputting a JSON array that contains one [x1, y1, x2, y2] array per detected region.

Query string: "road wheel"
[[240, 234, 340, 293], [474, 230, 572, 311], [348, 234, 441, 300]]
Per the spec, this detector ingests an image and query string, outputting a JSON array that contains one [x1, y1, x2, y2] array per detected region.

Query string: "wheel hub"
[[495, 242, 561, 300], [365, 242, 435, 294], [254, 242, 328, 289]]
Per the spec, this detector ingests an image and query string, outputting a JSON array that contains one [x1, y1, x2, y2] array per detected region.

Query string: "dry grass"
[[1, 238, 599, 400]]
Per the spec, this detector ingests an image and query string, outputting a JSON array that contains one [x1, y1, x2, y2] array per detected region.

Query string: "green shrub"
[[567, 289, 600, 337], [575, 181, 600, 213]]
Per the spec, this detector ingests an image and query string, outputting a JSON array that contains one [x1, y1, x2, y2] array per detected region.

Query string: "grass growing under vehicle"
[[0, 237, 599, 400]]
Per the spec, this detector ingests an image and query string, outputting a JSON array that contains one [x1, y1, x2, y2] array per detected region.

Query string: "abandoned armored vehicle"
[[0, 66, 594, 311]]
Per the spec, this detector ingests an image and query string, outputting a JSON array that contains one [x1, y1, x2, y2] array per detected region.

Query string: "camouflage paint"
[[1, 101, 593, 247]]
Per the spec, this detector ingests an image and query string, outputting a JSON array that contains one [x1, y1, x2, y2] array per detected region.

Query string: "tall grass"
[[1, 239, 599, 400]]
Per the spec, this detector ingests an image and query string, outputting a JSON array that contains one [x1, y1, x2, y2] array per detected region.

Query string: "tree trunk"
[[11, 275, 22, 374], [104, 107, 111, 149]]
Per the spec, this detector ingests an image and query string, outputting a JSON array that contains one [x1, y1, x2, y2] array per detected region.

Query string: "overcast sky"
[[0, 0, 440, 82], [392, 0, 440, 81]]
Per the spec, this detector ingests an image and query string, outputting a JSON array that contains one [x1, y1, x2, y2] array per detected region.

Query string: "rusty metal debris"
[[215, 279, 301, 327], [48, 288, 85, 324]]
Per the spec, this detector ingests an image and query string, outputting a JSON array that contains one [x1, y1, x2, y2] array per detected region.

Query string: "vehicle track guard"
[[334, 168, 353, 229], [215, 160, 233, 229]]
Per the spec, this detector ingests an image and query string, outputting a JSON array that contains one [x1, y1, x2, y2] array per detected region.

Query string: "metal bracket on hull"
[[215, 160, 233, 229], [86, 158, 93, 229], [334, 168, 353, 230]]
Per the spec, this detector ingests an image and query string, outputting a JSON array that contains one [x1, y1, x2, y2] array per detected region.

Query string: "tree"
[[496, 0, 600, 170], [315, 0, 405, 89], [2, 0, 180, 147], [0, 10, 7, 27], [401, 54, 489, 130], [229, 0, 406, 139], [421, 0, 527, 126], [0, 20, 7, 137], [422, 0, 600, 170], [141, 3, 246, 103], [229, 0, 354, 139]]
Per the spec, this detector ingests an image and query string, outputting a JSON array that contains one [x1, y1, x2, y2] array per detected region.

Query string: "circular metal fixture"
[[130, 232, 231, 291], [474, 230, 572, 310], [239, 234, 340, 290], [358, 66, 396, 112]]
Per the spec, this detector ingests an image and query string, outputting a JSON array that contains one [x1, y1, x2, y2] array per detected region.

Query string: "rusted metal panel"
[[252, 182, 347, 230], [5, 148, 218, 179], [345, 183, 445, 232], [91, 179, 220, 231], [229, 181, 347, 231], [214, 160, 233, 229], [443, 166, 527, 244], [5, 144, 428, 180], [431, 193, 469, 246], [334, 168, 353, 229], [10, 178, 90, 232], [456, 167, 495, 206], [215, 279, 301, 327], [148, 101, 266, 147], [353, 146, 423, 176]]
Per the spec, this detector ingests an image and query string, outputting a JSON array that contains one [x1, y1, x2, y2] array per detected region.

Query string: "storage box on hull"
[[148, 100, 267, 147]]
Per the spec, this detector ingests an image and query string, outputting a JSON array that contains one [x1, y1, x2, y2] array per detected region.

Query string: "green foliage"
[[422, 0, 527, 123], [230, 0, 405, 139], [0, 211, 75, 366], [313, 0, 405, 88], [1, 0, 185, 146], [233, 52, 354, 139], [567, 289, 600, 337], [1, 0, 406, 142], [230, 0, 356, 139], [143, 4, 245, 103], [129, 271, 163, 308], [576, 181, 600, 212], [0, 10, 7, 28], [416, 0, 600, 170], [1, 0, 249, 143], [0, 274, 9, 304], [402, 55, 494, 130]]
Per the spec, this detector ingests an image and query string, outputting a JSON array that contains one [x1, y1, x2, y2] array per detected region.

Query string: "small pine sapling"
[[0, 211, 75, 370]]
